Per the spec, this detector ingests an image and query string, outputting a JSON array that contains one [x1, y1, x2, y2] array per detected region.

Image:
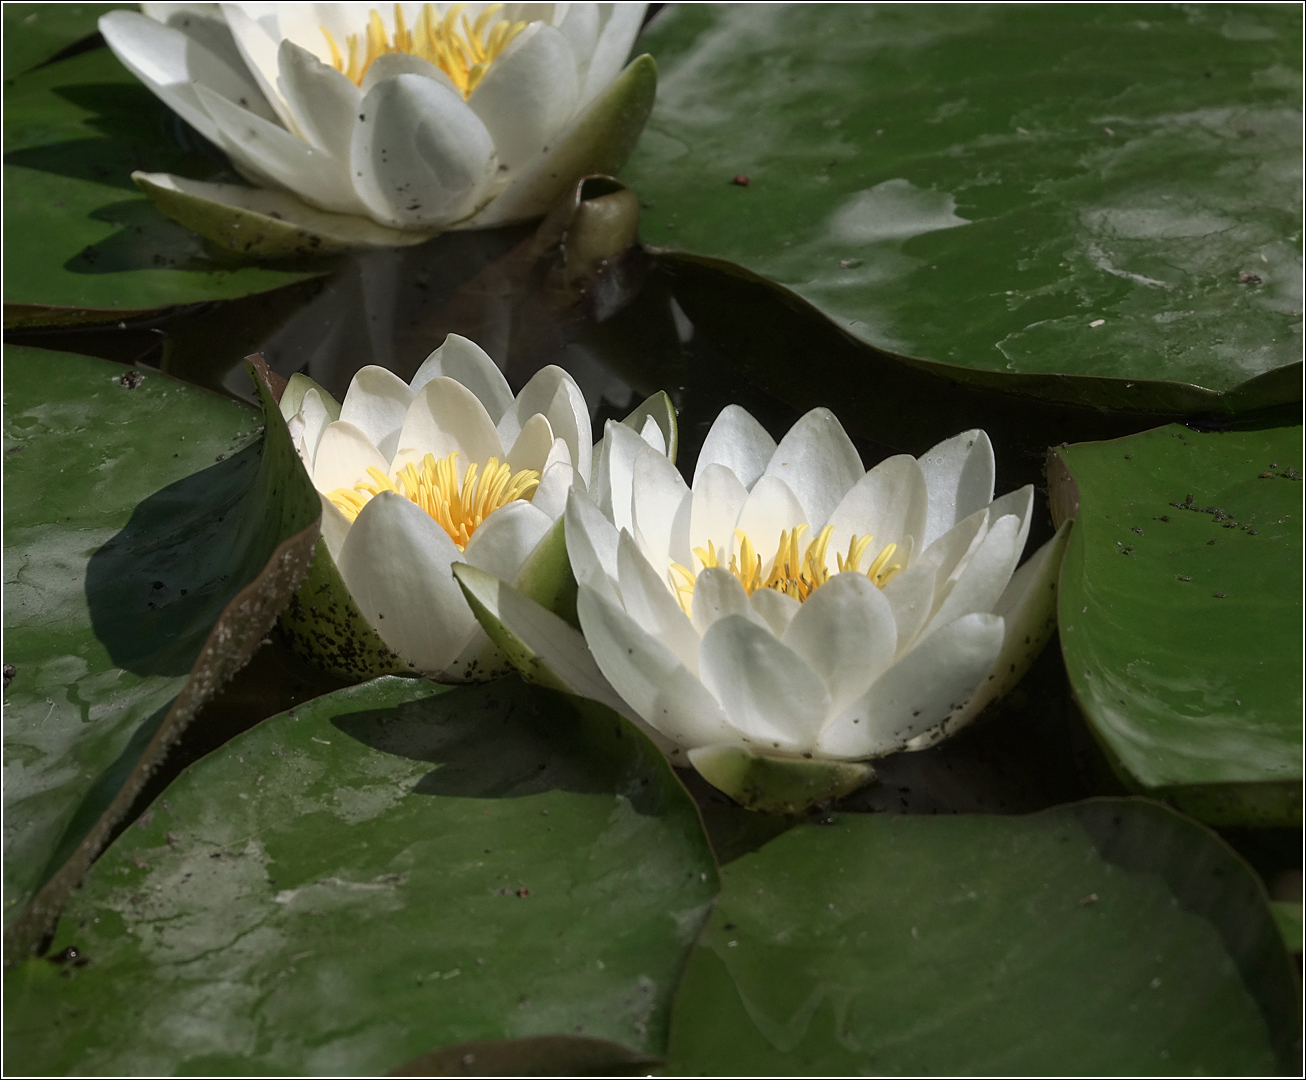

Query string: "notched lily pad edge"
[[657, 251, 1302, 415], [2, 358, 323, 966]]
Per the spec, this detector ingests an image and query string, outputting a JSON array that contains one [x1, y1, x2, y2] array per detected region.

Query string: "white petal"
[[272, 2, 354, 63], [580, 0, 646, 104], [219, 2, 300, 128], [294, 387, 332, 468], [392, 377, 503, 477], [690, 568, 767, 639], [749, 587, 801, 638], [557, 1, 600, 85], [922, 512, 1024, 639], [411, 333, 514, 422], [617, 531, 699, 674], [578, 584, 742, 751], [336, 490, 476, 673], [276, 38, 360, 162], [281, 371, 340, 423], [311, 420, 389, 492], [99, 10, 275, 146], [506, 366, 593, 487], [783, 572, 897, 719], [531, 461, 576, 521], [888, 505, 991, 648], [565, 486, 622, 605], [318, 490, 352, 563], [588, 419, 647, 531], [825, 454, 929, 566], [638, 414, 666, 455], [542, 436, 573, 474], [763, 408, 863, 529], [987, 484, 1035, 561], [350, 73, 495, 228], [631, 445, 691, 571], [907, 521, 1071, 750], [817, 613, 1005, 759], [689, 463, 748, 569], [694, 404, 776, 490], [461, 500, 554, 581], [195, 83, 362, 214], [339, 365, 415, 462], [698, 615, 829, 754], [469, 23, 580, 174], [360, 51, 459, 96], [506, 413, 555, 474], [733, 475, 807, 571], [143, 4, 249, 76], [918, 429, 995, 548]]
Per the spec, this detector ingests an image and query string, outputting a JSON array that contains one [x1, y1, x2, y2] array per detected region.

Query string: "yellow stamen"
[[326, 450, 540, 550], [321, 3, 528, 96], [669, 524, 905, 617]]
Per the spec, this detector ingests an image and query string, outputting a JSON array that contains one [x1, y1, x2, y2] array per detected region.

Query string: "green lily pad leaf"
[[621, 389, 679, 465], [132, 172, 435, 258], [470, 55, 658, 229], [3, 675, 718, 1074], [2, 345, 321, 961], [626, 5, 1301, 396], [2, 3, 132, 76], [686, 746, 875, 815], [664, 800, 1298, 1074], [3, 46, 323, 327], [1051, 424, 1302, 826]]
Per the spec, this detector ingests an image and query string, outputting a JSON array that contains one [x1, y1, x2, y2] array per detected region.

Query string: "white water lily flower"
[[101, 2, 649, 240], [566, 405, 1067, 762], [281, 333, 667, 680]]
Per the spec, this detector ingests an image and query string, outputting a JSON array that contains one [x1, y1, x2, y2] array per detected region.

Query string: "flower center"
[[327, 450, 540, 549], [668, 525, 903, 616], [321, 3, 528, 96]]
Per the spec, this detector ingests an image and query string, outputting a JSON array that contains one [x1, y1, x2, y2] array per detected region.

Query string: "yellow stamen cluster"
[[328, 450, 540, 549], [669, 525, 903, 616], [322, 3, 528, 96]]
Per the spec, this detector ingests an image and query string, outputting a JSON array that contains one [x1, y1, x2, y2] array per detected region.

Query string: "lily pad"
[[664, 799, 1298, 1074], [2, 3, 130, 77], [2, 345, 320, 960], [3, 675, 718, 1074], [2, 44, 322, 327], [626, 3, 1302, 397], [1051, 424, 1302, 826]]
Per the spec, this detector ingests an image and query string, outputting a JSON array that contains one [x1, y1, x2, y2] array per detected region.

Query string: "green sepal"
[[621, 389, 679, 465], [513, 514, 579, 629], [687, 745, 877, 815], [133, 172, 434, 258]]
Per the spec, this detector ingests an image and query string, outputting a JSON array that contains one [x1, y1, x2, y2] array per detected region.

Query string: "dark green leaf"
[[1052, 424, 1302, 825], [3, 676, 718, 1074], [2, 346, 320, 960], [627, 4, 1301, 396], [664, 800, 1297, 1075], [3, 46, 323, 326], [2, 3, 130, 78]]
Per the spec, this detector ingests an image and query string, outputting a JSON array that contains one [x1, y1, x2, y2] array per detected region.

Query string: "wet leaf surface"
[[1053, 423, 1303, 825], [663, 800, 1297, 1075], [626, 3, 1302, 395], [2, 3, 128, 78], [2, 345, 320, 959], [3, 676, 718, 1075]]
